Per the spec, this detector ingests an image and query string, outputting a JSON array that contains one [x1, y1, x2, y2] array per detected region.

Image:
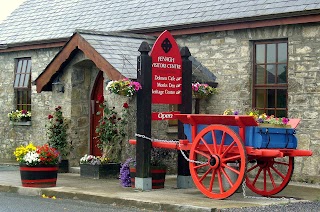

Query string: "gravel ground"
[[219, 201, 320, 212]]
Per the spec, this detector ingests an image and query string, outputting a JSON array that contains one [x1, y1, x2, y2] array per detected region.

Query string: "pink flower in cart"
[[282, 118, 289, 125]]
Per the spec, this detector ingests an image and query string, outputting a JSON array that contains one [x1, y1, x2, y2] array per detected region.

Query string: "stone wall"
[[0, 48, 60, 161], [176, 23, 320, 182]]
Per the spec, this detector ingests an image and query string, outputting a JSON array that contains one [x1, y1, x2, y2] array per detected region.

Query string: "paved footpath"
[[0, 165, 319, 212]]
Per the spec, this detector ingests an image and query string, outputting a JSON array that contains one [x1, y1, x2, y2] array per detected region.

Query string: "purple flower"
[[119, 158, 134, 187]]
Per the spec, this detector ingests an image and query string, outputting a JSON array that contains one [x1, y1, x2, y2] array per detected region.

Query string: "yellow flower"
[[13, 142, 37, 162]]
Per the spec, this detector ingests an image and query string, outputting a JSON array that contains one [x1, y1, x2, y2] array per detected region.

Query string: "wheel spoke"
[[274, 161, 289, 166], [218, 132, 226, 154], [267, 167, 276, 188], [263, 169, 267, 191], [221, 141, 236, 158], [209, 169, 217, 191], [222, 155, 241, 163], [222, 163, 240, 175], [199, 167, 213, 183], [211, 130, 218, 154], [252, 167, 263, 186], [200, 137, 215, 156], [217, 168, 224, 193], [247, 163, 259, 173], [194, 162, 209, 170], [194, 149, 210, 159], [270, 165, 286, 179], [221, 168, 234, 188]]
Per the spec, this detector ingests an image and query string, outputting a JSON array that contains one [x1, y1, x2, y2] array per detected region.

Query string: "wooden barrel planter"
[[130, 166, 166, 189], [58, 159, 69, 173], [19, 164, 58, 187]]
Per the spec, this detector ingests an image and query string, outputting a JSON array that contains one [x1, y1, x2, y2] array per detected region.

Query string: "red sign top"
[[150, 30, 182, 104]]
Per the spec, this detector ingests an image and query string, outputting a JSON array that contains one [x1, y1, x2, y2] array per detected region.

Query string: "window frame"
[[252, 40, 288, 117], [14, 58, 32, 111]]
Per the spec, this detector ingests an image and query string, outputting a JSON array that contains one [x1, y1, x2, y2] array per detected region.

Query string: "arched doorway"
[[90, 71, 104, 156]]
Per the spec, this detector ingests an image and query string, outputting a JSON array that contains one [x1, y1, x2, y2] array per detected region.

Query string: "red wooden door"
[[90, 72, 103, 156]]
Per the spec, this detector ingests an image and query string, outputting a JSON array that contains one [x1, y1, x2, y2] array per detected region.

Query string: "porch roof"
[[35, 30, 155, 92]]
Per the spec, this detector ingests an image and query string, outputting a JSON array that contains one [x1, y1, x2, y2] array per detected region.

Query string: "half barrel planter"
[[19, 164, 58, 187], [80, 163, 121, 179], [130, 166, 166, 189]]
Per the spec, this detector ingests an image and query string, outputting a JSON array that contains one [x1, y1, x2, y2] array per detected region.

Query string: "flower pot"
[[258, 123, 292, 128], [20, 117, 31, 122], [19, 164, 58, 187], [130, 166, 166, 189], [80, 163, 121, 179], [58, 159, 69, 173]]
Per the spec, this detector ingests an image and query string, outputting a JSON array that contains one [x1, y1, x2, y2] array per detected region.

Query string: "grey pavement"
[[0, 164, 320, 212]]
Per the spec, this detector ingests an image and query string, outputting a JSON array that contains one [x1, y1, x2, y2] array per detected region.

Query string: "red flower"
[[123, 102, 129, 108], [48, 114, 53, 119], [97, 94, 104, 103], [54, 106, 62, 111]]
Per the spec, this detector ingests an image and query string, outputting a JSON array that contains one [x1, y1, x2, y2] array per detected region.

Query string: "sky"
[[0, 0, 25, 23]]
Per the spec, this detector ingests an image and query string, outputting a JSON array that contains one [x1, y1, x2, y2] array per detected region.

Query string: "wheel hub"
[[209, 155, 220, 169]]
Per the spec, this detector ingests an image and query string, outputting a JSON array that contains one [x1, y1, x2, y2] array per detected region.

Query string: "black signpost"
[[177, 47, 192, 188], [135, 41, 152, 189], [135, 31, 192, 190]]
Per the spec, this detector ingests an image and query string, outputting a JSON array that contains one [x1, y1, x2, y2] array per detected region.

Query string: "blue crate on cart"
[[183, 124, 297, 149]]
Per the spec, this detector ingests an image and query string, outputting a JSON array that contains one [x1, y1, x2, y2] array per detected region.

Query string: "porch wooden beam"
[[35, 33, 123, 93]]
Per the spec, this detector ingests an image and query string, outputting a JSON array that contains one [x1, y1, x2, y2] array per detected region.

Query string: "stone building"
[[0, 0, 319, 182]]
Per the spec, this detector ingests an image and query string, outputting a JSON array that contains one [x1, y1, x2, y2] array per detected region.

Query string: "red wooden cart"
[[130, 114, 312, 199]]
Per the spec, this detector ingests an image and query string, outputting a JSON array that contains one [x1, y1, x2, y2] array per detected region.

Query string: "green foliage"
[[95, 97, 129, 163], [46, 106, 69, 158]]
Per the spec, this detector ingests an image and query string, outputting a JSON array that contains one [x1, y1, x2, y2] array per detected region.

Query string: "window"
[[253, 41, 288, 117], [14, 58, 31, 111]]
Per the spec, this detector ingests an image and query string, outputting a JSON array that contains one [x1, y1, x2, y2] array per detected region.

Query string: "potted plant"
[[13, 142, 59, 187], [192, 82, 217, 99], [106, 78, 142, 97], [95, 97, 129, 163], [79, 97, 129, 179], [121, 148, 167, 189], [79, 154, 120, 179], [8, 109, 32, 126], [46, 106, 71, 173]]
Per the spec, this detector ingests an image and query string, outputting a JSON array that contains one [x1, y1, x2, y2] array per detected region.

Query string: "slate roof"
[[78, 30, 155, 79], [1, 0, 320, 45]]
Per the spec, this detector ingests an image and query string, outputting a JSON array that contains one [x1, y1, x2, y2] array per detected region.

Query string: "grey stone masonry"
[[0, 47, 60, 160], [176, 23, 320, 183]]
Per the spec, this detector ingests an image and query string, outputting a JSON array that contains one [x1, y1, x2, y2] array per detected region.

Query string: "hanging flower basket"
[[192, 82, 217, 99], [106, 78, 142, 97]]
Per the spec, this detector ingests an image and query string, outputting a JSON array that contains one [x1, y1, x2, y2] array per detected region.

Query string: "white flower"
[[23, 151, 40, 165], [106, 80, 114, 90]]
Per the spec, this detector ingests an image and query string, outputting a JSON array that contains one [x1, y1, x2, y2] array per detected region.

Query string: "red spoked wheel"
[[189, 125, 247, 199], [246, 156, 294, 196]]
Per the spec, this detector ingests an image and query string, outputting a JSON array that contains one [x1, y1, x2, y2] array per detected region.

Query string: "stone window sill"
[[10, 121, 32, 126]]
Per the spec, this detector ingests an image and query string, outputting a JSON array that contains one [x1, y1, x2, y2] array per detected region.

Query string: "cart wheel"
[[245, 156, 294, 196], [189, 124, 247, 199]]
